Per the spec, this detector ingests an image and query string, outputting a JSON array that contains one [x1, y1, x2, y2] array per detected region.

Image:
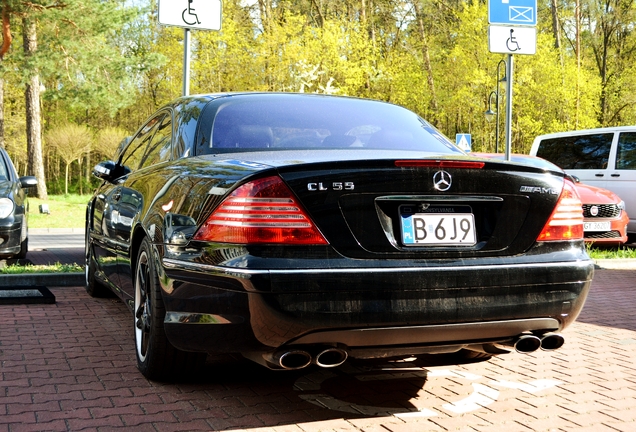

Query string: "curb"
[[0, 272, 84, 287], [594, 259, 636, 270]]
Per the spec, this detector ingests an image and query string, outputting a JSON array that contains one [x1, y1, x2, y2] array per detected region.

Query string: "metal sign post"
[[183, 28, 191, 96], [158, 0, 222, 96], [488, 0, 537, 160]]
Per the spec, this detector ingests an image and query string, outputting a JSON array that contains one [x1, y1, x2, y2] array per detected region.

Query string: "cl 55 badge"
[[307, 182, 355, 191]]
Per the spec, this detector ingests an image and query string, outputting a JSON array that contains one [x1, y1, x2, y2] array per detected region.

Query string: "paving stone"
[[1, 249, 635, 432]]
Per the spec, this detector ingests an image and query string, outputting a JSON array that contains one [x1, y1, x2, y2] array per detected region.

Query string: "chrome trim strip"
[[376, 195, 504, 202], [165, 312, 245, 324], [163, 257, 594, 276]]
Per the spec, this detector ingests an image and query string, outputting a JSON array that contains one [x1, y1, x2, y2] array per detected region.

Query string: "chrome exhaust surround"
[[514, 334, 542, 353], [540, 333, 565, 351], [274, 350, 312, 370], [313, 347, 348, 368]]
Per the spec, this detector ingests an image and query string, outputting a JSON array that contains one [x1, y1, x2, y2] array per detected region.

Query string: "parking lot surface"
[[1, 252, 636, 431]]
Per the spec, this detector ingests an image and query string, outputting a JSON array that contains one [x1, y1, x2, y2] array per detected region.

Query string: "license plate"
[[583, 221, 611, 232], [401, 209, 476, 246]]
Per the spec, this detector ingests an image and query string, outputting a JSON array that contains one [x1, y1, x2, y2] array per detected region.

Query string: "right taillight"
[[537, 179, 584, 241], [193, 176, 328, 245]]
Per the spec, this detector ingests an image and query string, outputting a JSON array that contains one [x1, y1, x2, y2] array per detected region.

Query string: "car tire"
[[134, 237, 205, 381], [85, 228, 111, 298]]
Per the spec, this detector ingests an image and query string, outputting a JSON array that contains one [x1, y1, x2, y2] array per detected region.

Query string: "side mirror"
[[567, 174, 580, 183], [93, 161, 130, 183], [19, 176, 38, 188]]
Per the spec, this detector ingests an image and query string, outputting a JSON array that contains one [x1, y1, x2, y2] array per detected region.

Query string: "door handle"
[[611, 173, 620, 177], [595, 173, 604, 177]]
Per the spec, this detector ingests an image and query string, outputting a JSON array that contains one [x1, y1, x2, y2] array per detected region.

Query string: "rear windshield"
[[199, 95, 462, 155], [536, 133, 613, 169]]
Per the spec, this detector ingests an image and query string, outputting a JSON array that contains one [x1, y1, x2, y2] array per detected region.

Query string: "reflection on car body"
[[86, 93, 594, 381]]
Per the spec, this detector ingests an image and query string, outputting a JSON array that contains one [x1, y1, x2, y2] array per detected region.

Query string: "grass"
[[587, 244, 636, 260], [0, 262, 83, 274], [27, 194, 90, 229]]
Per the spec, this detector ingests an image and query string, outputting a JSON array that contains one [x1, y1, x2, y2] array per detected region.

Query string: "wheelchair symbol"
[[506, 29, 520, 52], [182, 0, 201, 26]]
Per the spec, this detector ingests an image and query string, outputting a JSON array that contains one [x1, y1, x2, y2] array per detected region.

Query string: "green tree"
[[45, 123, 92, 195]]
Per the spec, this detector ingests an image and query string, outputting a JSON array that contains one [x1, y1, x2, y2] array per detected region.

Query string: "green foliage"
[[587, 244, 636, 259], [0, 263, 83, 274], [6, 0, 636, 195]]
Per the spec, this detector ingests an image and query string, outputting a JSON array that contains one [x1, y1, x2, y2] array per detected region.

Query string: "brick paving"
[[1, 250, 635, 431]]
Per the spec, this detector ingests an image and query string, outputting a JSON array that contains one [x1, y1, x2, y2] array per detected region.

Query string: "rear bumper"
[[160, 256, 594, 355]]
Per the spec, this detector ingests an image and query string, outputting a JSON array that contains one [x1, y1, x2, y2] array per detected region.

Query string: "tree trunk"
[[550, 0, 561, 49], [413, 1, 439, 122], [65, 162, 69, 195], [23, 17, 47, 199]]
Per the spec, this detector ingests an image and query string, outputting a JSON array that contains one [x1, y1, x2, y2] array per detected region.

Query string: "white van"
[[530, 126, 636, 238]]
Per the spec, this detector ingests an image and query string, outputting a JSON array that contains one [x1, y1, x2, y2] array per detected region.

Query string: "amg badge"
[[520, 186, 559, 194]]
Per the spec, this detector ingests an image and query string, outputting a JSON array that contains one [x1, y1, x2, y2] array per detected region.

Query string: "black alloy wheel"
[[134, 236, 205, 381]]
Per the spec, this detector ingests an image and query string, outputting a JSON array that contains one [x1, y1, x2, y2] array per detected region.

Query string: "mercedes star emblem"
[[433, 170, 452, 191]]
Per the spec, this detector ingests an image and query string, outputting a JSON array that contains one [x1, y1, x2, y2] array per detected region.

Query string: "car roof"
[[534, 125, 636, 140]]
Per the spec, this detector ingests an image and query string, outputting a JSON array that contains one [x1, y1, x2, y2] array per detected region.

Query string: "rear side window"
[[616, 132, 636, 170], [536, 133, 613, 169]]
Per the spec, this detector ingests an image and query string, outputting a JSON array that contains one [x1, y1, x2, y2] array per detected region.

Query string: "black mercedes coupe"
[[85, 93, 594, 380]]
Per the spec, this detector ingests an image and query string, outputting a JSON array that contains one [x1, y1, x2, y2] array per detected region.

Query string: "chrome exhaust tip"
[[275, 350, 312, 370], [313, 347, 348, 368], [540, 333, 565, 351], [514, 335, 542, 353]]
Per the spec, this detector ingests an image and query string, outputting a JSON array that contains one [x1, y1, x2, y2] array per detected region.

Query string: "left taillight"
[[193, 176, 328, 245], [537, 179, 584, 241]]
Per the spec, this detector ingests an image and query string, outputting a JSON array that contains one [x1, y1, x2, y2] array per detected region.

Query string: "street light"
[[485, 91, 500, 153], [484, 59, 507, 153]]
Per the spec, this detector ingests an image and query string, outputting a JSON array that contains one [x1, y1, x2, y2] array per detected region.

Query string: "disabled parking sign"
[[158, 0, 222, 31]]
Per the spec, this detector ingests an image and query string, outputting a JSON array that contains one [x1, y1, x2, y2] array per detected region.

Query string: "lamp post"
[[485, 91, 499, 153], [484, 59, 507, 153]]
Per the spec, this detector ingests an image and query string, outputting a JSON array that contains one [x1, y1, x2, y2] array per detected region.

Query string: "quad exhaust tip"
[[514, 334, 542, 353], [276, 350, 312, 370], [313, 347, 348, 368], [514, 333, 565, 353], [274, 346, 349, 370], [540, 333, 565, 351]]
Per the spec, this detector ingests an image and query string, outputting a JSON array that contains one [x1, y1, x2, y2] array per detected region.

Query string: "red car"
[[473, 153, 629, 245], [574, 181, 629, 245]]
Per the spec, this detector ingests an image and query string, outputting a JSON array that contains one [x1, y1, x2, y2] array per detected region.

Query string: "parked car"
[[530, 127, 636, 242], [86, 93, 594, 381], [0, 147, 38, 258], [473, 153, 629, 245]]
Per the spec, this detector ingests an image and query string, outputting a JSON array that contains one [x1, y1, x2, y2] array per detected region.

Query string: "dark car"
[[0, 148, 37, 258], [86, 93, 594, 380]]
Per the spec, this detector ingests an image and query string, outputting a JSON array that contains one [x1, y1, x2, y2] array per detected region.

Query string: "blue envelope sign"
[[510, 6, 534, 23], [489, 0, 537, 26]]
